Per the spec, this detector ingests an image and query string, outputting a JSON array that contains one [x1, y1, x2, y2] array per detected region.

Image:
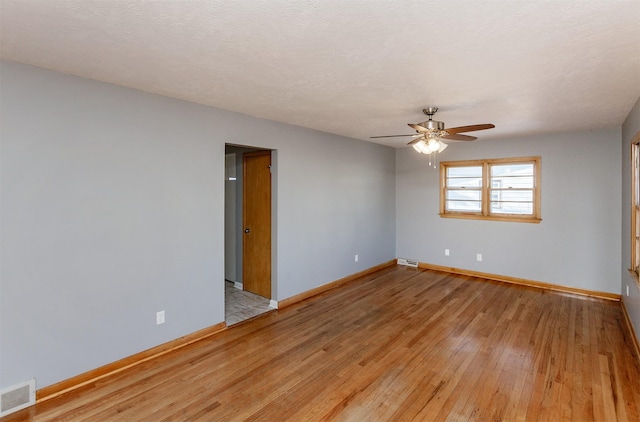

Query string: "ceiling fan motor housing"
[[419, 120, 445, 131]]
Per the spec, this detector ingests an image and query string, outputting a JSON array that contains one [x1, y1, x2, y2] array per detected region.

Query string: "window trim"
[[630, 133, 640, 283], [439, 156, 542, 223]]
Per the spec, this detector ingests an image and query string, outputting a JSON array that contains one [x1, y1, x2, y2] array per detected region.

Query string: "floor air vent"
[[0, 379, 36, 417], [397, 258, 419, 268]]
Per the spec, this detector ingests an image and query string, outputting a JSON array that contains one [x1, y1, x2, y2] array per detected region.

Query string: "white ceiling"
[[1, 0, 639, 147]]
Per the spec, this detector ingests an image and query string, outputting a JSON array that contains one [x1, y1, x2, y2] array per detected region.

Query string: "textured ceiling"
[[1, 0, 639, 147]]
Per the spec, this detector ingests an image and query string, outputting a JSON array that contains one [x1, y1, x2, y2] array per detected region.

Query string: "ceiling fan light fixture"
[[411, 138, 447, 155], [412, 139, 427, 154], [427, 138, 440, 152]]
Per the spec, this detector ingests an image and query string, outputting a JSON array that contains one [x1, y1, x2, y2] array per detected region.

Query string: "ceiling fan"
[[371, 107, 495, 155]]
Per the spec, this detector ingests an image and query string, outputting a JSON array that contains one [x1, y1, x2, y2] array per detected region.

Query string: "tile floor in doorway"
[[225, 281, 274, 325]]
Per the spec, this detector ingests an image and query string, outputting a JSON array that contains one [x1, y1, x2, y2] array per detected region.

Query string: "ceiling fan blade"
[[442, 133, 477, 141], [446, 124, 495, 134], [408, 123, 429, 132], [370, 134, 417, 138]]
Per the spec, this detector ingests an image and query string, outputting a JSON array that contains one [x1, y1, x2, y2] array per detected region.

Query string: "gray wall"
[[0, 61, 396, 390], [621, 96, 640, 339], [396, 127, 622, 294]]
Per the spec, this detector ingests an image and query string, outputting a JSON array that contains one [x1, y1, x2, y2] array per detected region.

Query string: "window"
[[631, 139, 640, 277], [440, 156, 541, 223]]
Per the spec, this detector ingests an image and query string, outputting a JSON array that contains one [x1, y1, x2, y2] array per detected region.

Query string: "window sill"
[[440, 213, 542, 224]]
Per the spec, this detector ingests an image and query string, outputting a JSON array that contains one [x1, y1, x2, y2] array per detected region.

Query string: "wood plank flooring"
[[4, 266, 640, 421]]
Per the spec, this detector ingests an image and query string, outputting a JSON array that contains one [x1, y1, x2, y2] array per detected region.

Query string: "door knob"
[[244, 228, 250, 233]]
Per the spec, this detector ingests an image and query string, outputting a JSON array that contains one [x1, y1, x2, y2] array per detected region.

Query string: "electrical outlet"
[[445, 249, 450, 256], [355, 254, 358, 262], [156, 310, 165, 325], [476, 254, 482, 262]]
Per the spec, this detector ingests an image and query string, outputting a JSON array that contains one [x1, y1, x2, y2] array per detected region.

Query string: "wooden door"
[[242, 150, 271, 299]]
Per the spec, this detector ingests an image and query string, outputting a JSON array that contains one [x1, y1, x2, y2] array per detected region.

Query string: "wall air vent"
[[0, 379, 36, 417], [397, 258, 419, 268]]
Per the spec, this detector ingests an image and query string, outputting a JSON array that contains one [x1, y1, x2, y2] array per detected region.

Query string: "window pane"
[[447, 166, 482, 178], [634, 147, 640, 272], [636, 206, 640, 270], [447, 177, 482, 188], [635, 147, 640, 206], [490, 176, 534, 189], [447, 200, 481, 212], [490, 202, 533, 215], [490, 190, 533, 202], [447, 190, 482, 201], [491, 163, 534, 177]]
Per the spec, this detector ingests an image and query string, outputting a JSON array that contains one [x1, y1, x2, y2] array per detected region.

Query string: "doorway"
[[224, 145, 275, 325]]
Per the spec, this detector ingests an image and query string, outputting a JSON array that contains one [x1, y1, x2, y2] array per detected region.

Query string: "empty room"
[[1, 1, 640, 420]]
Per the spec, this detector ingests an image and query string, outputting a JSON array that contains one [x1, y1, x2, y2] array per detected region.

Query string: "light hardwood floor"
[[5, 266, 640, 421]]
